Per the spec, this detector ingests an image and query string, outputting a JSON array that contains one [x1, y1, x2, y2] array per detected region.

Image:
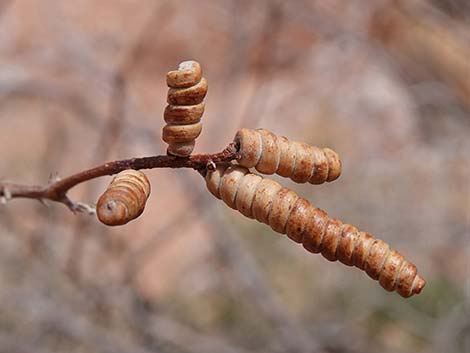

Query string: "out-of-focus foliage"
[[0, 1, 468, 352]]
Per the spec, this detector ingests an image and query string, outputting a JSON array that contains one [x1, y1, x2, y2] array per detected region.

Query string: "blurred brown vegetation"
[[0, 1, 469, 352]]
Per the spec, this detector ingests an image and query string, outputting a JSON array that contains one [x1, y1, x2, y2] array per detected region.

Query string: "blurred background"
[[0, 1, 468, 352]]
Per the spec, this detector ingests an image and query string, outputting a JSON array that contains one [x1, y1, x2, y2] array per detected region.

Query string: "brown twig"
[[0, 142, 239, 212]]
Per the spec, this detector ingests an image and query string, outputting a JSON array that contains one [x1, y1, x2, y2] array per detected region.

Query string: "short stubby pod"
[[205, 164, 425, 298], [234, 128, 341, 184], [162, 60, 208, 157], [97, 170, 151, 226]]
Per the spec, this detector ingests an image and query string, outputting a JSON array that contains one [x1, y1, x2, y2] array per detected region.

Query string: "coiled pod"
[[206, 164, 425, 297], [234, 128, 341, 184], [97, 170, 151, 226], [162, 60, 208, 157]]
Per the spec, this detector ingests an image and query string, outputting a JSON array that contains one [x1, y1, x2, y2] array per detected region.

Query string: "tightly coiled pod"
[[162, 60, 208, 157], [206, 164, 425, 298], [97, 170, 151, 226], [235, 128, 341, 184]]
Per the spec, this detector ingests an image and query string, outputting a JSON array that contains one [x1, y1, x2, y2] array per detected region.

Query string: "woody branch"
[[0, 142, 239, 212]]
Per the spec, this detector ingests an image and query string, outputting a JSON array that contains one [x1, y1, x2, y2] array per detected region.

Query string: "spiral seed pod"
[[162, 60, 208, 157], [97, 170, 151, 226], [234, 128, 341, 184], [206, 165, 425, 297]]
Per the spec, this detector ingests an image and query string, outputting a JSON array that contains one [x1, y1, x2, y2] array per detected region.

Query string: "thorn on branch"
[[62, 196, 96, 215], [38, 198, 50, 207], [1, 187, 11, 204], [48, 172, 61, 184], [206, 160, 216, 171], [74, 202, 96, 215]]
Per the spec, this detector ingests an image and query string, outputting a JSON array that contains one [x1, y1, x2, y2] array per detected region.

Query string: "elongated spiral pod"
[[234, 128, 341, 184], [97, 170, 151, 226], [162, 60, 208, 157], [205, 164, 425, 297]]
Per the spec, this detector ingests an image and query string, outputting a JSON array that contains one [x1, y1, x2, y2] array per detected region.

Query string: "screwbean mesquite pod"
[[97, 170, 151, 226], [206, 164, 425, 298], [235, 128, 341, 184], [162, 61, 208, 157]]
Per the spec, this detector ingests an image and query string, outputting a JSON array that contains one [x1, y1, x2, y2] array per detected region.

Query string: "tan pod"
[[97, 170, 151, 226], [163, 60, 208, 157], [206, 165, 425, 298], [234, 128, 341, 184]]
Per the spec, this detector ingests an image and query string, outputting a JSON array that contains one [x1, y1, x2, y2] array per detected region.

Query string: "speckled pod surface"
[[162, 61, 208, 157], [206, 164, 425, 298], [234, 128, 341, 184], [97, 170, 151, 226]]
